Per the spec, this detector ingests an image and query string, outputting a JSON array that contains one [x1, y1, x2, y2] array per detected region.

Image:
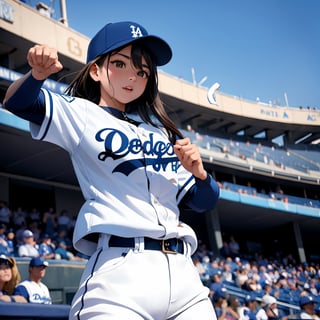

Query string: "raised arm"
[[3, 45, 63, 123], [4, 45, 63, 102]]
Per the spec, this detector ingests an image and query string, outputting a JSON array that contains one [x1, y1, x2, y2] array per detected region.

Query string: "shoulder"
[[300, 311, 314, 319], [16, 279, 32, 287], [42, 88, 97, 111], [14, 281, 30, 298], [255, 308, 267, 319]]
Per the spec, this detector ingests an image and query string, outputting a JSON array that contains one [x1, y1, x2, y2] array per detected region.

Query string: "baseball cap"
[[213, 287, 228, 301], [29, 257, 49, 267], [22, 229, 33, 238], [300, 295, 315, 306], [262, 295, 277, 305], [245, 294, 256, 303], [0, 254, 13, 267], [262, 279, 272, 288], [212, 269, 222, 276], [86, 21, 172, 66]]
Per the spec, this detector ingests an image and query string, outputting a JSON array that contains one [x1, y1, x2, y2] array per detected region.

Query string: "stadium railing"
[[0, 302, 70, 320]]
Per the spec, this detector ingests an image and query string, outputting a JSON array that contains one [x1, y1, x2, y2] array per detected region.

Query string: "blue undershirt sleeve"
[[13, 285, 30, 302], [181, 174, 220, 212], [4, 73, 46, 125]]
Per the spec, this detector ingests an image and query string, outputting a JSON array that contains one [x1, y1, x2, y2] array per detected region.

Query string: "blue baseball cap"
[[213, 287, 228, 301], [86, 21, 172, 66], [245, 294, 256, 303], [300, 295, 315, 306], [29, 257, 49, 267]]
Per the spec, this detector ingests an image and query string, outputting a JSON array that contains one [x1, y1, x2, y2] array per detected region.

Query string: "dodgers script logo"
[[130, 25, 144, 38], [95, 128, 180, 176]]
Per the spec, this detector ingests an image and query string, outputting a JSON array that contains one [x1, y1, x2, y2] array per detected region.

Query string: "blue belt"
[[109, 236, 184, 254]]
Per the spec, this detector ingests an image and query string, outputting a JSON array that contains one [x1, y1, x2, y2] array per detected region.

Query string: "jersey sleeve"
[[29, 89, 87, 153], [14, 285, 30, 301], [4, 73, 46, 125], [179, 174, 220, 212]]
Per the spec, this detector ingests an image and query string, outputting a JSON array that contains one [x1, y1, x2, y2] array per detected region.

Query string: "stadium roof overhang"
[[161, 92, 320, 145]]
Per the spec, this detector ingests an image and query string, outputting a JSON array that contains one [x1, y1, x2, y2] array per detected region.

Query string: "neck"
[[99, 96, 125, 112], [30, 277, 41, 284]]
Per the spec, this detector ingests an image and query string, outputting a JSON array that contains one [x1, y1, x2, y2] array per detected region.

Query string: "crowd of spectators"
[[0, 201, 86, 261], [193, 238, 320, 319]]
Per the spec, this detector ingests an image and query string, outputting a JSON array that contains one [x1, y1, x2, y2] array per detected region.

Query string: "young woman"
[[4, 21, 220, 319], [0, 254, 26, 302]]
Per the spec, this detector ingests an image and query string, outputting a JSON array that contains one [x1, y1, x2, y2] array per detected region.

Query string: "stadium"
[[0, 1, 319, 319]]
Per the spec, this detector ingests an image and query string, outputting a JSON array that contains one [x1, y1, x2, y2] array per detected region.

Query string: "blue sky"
[[48, 0, 320, 109]]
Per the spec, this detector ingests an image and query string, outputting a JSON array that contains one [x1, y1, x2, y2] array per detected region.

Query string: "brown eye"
[[111, 60, 125, 68], [137, 70, 149, 79]]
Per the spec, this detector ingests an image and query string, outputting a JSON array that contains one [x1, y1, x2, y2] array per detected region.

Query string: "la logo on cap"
[[130, 25, 143, 38]]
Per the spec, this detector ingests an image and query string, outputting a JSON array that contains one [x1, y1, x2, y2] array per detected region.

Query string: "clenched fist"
[[174, 137, 207, 180], [27, 44, 63, 80]]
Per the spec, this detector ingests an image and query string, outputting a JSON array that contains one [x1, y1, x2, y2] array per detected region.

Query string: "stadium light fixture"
[[191, 67, 208, 87]]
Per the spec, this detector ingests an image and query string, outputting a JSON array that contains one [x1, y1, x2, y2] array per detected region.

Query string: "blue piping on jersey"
[[177, 175, 194, 202], [39, 89, 54, 141]]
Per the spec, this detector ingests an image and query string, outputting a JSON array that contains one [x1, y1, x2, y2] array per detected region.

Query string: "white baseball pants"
[[69, 235, 217, 320]]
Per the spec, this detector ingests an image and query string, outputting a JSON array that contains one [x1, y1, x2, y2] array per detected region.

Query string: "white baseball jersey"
[[18, 244, 39, 258], [30, 89, 198, 256], [14, 280, 52, 304]]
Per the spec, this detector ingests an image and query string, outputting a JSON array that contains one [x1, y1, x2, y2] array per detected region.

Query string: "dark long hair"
[[65, 42, 183, 144]]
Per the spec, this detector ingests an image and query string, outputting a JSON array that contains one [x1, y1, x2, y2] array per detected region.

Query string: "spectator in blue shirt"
[[38, 234, 55, 259]]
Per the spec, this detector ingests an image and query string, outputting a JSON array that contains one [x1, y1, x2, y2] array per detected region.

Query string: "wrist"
[[198, 171, 207, 180], [195, 171, 208, 181], [31, 69, 47, 81]]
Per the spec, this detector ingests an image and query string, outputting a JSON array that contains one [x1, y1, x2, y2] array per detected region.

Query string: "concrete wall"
[[17, 258, 85, 304]]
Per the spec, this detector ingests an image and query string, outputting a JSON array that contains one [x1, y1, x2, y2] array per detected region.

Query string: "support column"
[[293, 222, 306, 263], [205, 208, 222, 256]]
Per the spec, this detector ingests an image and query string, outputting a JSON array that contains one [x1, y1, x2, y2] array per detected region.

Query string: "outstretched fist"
[[27, 44, 63, 80]]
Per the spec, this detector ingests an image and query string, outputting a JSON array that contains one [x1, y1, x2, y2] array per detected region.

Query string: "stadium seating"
[[181, 128, 320, 209], [181, 129, 320, 175]]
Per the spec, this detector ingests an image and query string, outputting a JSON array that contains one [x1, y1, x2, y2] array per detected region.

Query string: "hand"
[[27, 44, 63, 80], [0, 295, 10, 302], [174, 137, 207, 180]]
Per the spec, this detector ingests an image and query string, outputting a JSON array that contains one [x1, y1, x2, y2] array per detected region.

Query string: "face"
[[24, 236, 34, 244], [30, 265, 47, 279], [91, 45, 150, 110], [0, 263, 12, 284]]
